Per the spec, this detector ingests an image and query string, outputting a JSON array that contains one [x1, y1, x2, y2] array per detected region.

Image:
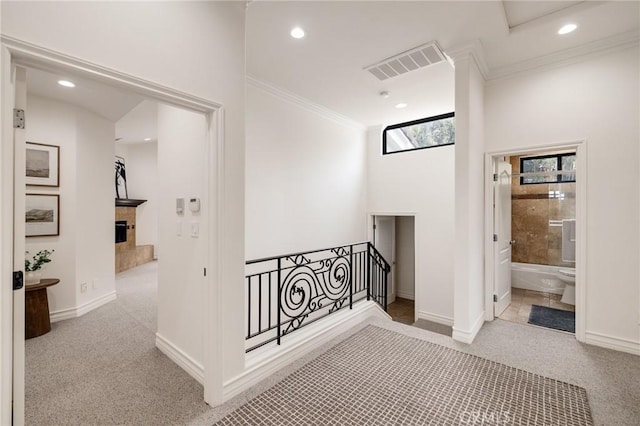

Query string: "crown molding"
[[487, 30, 640, 82], [246, 75, 366, 131], [444, 39, 490, 80]]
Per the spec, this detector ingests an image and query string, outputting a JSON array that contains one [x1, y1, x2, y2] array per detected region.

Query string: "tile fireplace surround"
[[115, 201, 154, 273]]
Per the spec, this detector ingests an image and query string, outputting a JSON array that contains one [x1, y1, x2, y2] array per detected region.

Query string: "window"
[[520, 153, 576, 185], [383, 112, 455, 155]]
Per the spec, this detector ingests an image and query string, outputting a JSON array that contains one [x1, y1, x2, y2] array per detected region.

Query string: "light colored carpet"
[[25, 261, 211, 425], [26, 262, 640, 425], [216, 325, 593, 425], [196, 318, 640, 426]]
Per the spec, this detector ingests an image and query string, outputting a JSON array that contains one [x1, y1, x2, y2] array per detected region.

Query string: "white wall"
[[395, 216, 415, 300], [485, 47, 640, 349], [453, 54, 486, 343], [246, 82, 367, 259], [120, 142, 159, 253], [367, 127, 455, 325], [75, 108, 116, 307], [114, 143, 127, 159], [1, 1, 247, 398], [25, 94, 115, 313], [25, 95, 78, 313], [157, 104, 207, 369]]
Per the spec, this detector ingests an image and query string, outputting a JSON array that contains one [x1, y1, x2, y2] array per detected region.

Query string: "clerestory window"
[[382, 112, 455, 155]]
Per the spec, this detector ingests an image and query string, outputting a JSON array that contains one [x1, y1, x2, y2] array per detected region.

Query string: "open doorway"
[[10, 59, 219, 423], [373, 215, 415, 325], [22, 67, 163, 329], [487, 144, 585, 338]]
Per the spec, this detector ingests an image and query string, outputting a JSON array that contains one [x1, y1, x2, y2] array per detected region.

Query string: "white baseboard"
[[396, 291, 415, 300], [584, 331, 640, 356], [155, 333, 205, 384], [452, 311, 485, 344], [49, 306, 78, 323], [222, 301, 390, 401], [417, 311, 454, 327], [50, 291, 116, 323]]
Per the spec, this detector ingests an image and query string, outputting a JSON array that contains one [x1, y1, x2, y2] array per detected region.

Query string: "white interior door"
[[374, 216, 395, 304], [12, 66, 27, 425], [494, 160, 512, 317]]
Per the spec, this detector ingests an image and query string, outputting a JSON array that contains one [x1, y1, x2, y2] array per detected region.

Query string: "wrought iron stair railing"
[[245, 242, 390, 353]]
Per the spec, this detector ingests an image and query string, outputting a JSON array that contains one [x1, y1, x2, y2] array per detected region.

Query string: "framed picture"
[[115, 156, 128, 199], [26, 194, 60, 237], [26, 142, 59, 187]]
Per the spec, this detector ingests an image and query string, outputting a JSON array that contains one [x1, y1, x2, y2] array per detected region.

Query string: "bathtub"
[[511, 263, 570, 295]]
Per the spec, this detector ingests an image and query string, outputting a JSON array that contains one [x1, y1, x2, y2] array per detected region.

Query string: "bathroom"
[[498, 150, 577, 333]]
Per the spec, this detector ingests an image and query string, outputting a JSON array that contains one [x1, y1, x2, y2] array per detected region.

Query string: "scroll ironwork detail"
[[245, 242, 389, 352]]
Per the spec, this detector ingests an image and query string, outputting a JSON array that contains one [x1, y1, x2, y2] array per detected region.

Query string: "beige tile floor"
[[498, 288, 575, 325]]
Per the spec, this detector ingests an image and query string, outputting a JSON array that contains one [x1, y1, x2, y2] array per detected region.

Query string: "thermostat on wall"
[[189, 198, 200, 213]]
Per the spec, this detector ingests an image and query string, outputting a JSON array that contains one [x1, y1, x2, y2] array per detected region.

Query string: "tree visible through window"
[[383, 112, 455, 154], [520, 153, 576, 184]]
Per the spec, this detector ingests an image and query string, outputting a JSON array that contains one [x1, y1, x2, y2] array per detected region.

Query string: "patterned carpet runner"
[[216, 325, 592, 425]]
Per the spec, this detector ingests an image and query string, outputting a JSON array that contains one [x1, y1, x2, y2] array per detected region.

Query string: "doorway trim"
[[368, 212, 418, 319], [483, 140, 587, 342], [0, 36, 227, 420]]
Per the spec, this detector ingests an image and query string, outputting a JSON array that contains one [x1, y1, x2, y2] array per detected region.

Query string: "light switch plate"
[[189, 198, 200, 213]]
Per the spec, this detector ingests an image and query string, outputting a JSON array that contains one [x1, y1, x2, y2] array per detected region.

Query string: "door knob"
[[509, 240, 516, 245]]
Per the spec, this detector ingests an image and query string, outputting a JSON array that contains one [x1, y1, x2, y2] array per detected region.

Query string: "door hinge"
[[204, 267, 207, 277], [493, 173, 498, 182], [493, 234, 498, 242], [13, 108, 25, 129], [493, 294, 498, 303], [13, 271, 24, 290], [373, 224, 376, 230]]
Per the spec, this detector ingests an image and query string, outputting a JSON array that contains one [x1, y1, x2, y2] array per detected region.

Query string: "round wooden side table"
[[25, 278, 59, 339]]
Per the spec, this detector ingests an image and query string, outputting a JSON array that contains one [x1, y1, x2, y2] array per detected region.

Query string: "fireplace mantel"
[[115, 198, 147, 207]]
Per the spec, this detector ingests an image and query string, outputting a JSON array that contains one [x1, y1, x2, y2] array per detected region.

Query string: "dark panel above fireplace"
[[115, 199, 147, 207]]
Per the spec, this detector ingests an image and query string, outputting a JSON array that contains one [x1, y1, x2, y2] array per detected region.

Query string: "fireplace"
[[115, 221, 127, 243], [115, 203, 152, 273]]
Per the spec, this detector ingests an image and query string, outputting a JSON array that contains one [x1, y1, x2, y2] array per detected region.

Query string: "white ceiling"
[[26, 66, 157, 144], [26, 67, 144, 122], [502, 1, 584, 29], [247, 1, 639, 127], [115, 100, 158, 144], [23, 2, 640, 132]]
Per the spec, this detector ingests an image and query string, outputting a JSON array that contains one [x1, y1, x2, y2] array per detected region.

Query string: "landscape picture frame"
[[25, 193, 60, 237], [26, 142, 60, 187]]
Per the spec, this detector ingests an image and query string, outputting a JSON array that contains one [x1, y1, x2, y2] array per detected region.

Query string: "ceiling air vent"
[[365, 41, 447, 81]]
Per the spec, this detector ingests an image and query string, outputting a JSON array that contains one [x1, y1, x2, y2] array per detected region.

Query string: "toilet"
[[557, 268, 575, 305]]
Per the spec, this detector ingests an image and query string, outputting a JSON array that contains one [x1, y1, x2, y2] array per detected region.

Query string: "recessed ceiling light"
[[558, 24, 577, 35], [144, 138, 151, 141], [290, 27, 305, 39], [58, 80, 75, 88], [395, 103, 407, 109]]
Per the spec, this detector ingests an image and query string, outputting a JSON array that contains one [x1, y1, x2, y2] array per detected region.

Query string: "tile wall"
[[510, 155, 576, 267]]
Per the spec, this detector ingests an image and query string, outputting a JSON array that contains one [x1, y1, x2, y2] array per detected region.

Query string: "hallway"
[[25, 262, 210, 424]]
